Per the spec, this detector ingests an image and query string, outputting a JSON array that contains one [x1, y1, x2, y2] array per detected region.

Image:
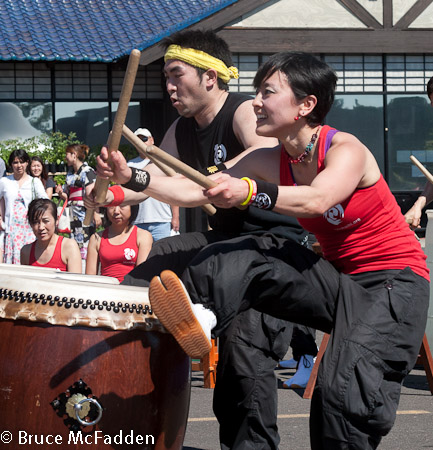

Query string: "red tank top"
[[29, 236, 67, 272], [280, 125, 429, 280], [99, 226, 139, 283]]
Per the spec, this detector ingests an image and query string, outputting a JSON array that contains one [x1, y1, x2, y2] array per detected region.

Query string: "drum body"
[[0, 266, 191, 450]]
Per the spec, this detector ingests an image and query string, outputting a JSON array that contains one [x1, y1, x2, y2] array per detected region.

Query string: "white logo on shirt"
[[124, 248, 136, 261], [214, 144, 227, 164], [323, 204, 344, 225]]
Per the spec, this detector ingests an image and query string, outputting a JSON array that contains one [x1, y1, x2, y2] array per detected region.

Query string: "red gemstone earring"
[[294, 116, 300, 121]]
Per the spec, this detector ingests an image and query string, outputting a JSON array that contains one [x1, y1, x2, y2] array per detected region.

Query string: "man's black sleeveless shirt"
[[175, 93, 306, 242]]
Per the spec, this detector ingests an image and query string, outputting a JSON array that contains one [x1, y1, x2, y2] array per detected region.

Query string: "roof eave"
[[138, 0, 273, 65]]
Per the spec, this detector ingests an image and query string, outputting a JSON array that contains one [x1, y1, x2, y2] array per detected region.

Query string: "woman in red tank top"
[[85, 203, 153, 283], [20, 198, 82, 272]]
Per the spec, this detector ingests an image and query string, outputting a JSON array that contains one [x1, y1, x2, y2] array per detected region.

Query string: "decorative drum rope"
[[0, 264, 163, 332]]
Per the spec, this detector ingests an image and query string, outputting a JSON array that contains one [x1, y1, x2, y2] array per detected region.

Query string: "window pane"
[[0, 102, 52, 141], [326, 95, 385, 172], [111, 102, 141, 147], [55, 102, 109, 147], [386, 94, 433, 190]]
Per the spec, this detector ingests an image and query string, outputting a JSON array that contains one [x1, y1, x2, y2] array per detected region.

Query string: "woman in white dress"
[[0, 149, 47, 264]]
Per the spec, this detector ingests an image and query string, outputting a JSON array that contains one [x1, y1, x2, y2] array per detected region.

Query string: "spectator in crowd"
[[55, 144, 101, 269], [29, 155, 55, 199], [128, 128, 180, 240], [20, 198, 81, 272], [0, 149, 48, 264], [85, 201, 153, 283]]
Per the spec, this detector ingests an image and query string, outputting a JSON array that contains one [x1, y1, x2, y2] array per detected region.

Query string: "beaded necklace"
[[287, 126, 321, 164]]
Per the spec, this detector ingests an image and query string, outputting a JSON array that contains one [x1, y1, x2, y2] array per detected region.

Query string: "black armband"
[[199, 163, 227, 175], [251, 180, 278, 210], [121, 167, 150, 192]]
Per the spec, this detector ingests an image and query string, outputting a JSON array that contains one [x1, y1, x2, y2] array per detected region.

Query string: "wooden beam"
[[337, 0, 382, 29], [217, 27, 433, 54], [393, 0, 433, 29], [383, 0, 393, 29], [139, 0, 273, 65]]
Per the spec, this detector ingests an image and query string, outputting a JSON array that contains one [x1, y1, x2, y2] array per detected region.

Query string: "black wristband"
[[200, 163, 227, 175], [251, 180, 278, 210], [121, 167, 150, 192]]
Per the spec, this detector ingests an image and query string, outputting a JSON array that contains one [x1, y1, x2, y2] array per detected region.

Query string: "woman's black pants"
[[180, 233, 429, 450]]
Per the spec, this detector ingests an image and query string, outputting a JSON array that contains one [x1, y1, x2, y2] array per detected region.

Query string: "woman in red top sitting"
[[20, 198, 82, 272], [85, 203, 153, 283]]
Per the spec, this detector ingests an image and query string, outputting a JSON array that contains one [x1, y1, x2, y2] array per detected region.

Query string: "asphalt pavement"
[[183, 334, 433, 450]]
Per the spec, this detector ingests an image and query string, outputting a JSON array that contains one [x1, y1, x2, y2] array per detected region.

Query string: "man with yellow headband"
[[93, 29, 316, 450]]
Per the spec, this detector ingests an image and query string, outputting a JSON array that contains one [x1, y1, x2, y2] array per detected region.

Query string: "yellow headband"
[[164, 44, 239, 83]]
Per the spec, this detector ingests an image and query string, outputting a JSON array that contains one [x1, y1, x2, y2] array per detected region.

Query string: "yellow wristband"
[[240, 177, 254, 206]]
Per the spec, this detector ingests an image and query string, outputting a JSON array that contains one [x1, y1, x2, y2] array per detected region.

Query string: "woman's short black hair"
[[253, 52, 338, 125], [8, 149, 31, 172], [129, 204, 139, 226], [27, 198, 57, 226]]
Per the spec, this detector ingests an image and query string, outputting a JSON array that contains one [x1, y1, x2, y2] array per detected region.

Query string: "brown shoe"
[[149, 270, 212, 358]]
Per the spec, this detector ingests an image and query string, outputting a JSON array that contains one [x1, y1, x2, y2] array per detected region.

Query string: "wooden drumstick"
[[145, 144, 248, 210], [410, 155, 433, 185], [121, 125, 217, 216], [122, 126, 176, 176], [145, 145, 219, 189], [83, 48, 141, 226]]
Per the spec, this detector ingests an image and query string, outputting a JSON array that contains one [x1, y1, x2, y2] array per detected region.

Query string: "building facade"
[[1, 0, 433, 202]]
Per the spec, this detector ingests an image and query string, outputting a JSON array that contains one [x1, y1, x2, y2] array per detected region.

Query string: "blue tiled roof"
[[0, 0, 239, 62]]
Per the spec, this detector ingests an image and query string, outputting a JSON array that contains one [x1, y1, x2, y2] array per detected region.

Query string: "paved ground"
[[183, 334, 433, 450]]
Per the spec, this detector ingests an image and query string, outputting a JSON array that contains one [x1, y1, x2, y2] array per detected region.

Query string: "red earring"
[[294, 116, 299, 121]]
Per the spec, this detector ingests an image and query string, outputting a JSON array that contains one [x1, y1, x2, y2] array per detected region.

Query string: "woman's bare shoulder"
[[62, 236, 80, 249], [136, 227, 153, 241]]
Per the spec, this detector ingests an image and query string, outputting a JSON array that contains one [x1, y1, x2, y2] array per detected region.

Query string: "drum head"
[[0, 263, 160, 331]]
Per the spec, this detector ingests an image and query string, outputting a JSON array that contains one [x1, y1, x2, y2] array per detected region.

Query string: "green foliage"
[[119, 143, 139, 162], [0, 132, 137, 172], [0, 132, 82, 167], [53, 174, 66, 186]]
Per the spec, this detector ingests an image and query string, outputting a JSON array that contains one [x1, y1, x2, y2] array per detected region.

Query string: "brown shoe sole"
[[149, 270, 211, 358]]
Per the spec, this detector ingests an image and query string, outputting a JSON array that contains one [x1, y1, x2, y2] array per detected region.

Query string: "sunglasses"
[[139, 135, 149, 142]]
